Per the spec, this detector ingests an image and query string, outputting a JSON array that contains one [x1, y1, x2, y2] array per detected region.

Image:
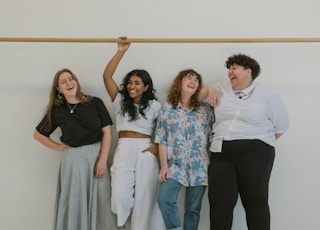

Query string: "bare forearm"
[[158, 144, 168, 168], [198, 85, 220, 106], [198, 85, 209, 101], [102, 50, 127, 100], [103, 50, 126, 81], [33, 130, 67, 151], [103, 38, 130, 100], [98, 125, 112, 162]]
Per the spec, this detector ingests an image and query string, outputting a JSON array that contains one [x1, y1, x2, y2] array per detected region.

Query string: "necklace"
[[67, 103, 78, 113]]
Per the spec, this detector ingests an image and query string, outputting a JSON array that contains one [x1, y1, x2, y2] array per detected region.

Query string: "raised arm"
[[103, 37, 131, 101]]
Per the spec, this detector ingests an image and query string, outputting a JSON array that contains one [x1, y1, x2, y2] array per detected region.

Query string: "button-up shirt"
[[155, 102, 213, 186], [210, 80, 289, 152]]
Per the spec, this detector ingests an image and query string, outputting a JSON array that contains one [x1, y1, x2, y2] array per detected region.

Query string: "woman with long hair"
[[103, 38, 165, 230], [33, 68, 115, 230], [155, 69, 213, 230]]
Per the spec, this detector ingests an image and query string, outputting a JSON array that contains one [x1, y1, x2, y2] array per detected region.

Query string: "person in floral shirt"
[[155, 69, 213, 230]]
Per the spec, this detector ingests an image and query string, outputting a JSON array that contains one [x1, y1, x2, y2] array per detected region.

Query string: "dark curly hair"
[[225, 54, 261, 80], [119, 69, 157, 121], [167, 69, 202, 109]]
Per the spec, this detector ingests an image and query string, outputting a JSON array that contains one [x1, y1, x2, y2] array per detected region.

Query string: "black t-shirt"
[[36, 97, 113, 147]]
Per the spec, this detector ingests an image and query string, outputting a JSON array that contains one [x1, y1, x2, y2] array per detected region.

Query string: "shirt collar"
[[233, 80, 257, 95], [177, 102, 194, 112]]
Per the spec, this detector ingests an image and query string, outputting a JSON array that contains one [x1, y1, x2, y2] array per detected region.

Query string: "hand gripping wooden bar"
[[0, 37, 320, 43]]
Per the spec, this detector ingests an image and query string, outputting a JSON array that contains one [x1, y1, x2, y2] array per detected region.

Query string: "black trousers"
[[208, 139, 275, 230]]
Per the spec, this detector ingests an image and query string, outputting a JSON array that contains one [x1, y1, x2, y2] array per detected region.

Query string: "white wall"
[[1, 0, 319, 229]]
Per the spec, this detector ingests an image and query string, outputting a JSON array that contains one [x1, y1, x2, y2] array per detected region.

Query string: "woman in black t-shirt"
[[33, 68, 115, 230]]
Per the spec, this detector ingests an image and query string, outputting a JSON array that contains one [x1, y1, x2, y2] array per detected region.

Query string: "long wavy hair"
[[42, 68, 92, 130], [167, 69, 203, 109], [119, 69, 157, 121]]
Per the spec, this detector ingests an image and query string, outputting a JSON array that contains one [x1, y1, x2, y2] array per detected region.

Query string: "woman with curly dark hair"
[[205, 54, 289, 230], [155, 69, 213, 230], [103, 38, 165, 230]]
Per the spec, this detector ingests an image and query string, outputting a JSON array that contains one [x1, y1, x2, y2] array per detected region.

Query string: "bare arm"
[[198, 85, 220, 106], [158, 144, 169, 183], [275, 133, 283, 139], [33, 129, 67, 151], [95, 125, 112, 178], [103, 38, 130, 101], [142, 143, 159, 156]]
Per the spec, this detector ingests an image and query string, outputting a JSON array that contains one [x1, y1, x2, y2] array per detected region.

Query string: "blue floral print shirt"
[[155, 101, 213, 187]]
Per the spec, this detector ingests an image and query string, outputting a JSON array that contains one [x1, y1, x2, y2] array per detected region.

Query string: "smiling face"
[[181, 73, 200, 95], [126, 75, 149, 104], [56, 71, 78, 100], [228, 64, 253, 90]]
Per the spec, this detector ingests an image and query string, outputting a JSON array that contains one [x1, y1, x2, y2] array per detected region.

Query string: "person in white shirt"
[[102, 37, 165, 230], [205, 54, 289, 230]]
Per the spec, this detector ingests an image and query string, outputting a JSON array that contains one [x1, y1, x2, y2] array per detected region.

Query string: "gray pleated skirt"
[[53, 142, 116, 230]]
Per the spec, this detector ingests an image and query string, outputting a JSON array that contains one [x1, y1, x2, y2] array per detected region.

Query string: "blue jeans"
[[157, 178, 206, 230]]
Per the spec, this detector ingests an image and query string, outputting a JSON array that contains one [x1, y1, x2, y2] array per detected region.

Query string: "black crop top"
[[36, 97, 113, 147]]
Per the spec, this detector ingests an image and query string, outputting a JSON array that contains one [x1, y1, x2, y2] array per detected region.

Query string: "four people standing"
[[34, 47, 288, 230]]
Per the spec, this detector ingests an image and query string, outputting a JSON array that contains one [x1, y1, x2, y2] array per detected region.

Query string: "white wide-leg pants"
[[110, 138, 165, 230]]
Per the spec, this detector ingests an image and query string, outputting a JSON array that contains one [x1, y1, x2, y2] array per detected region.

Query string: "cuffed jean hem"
[[168, 227, 182, 230]]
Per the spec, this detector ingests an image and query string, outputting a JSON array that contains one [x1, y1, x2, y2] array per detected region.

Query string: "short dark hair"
[[225, 54, 261, 80]]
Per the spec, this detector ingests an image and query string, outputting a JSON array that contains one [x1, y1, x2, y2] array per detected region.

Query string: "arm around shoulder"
[[198, 85, 220, 106]]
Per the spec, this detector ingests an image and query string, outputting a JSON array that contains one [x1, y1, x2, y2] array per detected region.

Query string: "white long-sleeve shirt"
[[210, 80, 289, 152]]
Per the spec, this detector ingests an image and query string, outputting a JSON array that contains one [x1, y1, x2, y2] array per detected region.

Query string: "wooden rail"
[[1, 37, 320, 43]]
